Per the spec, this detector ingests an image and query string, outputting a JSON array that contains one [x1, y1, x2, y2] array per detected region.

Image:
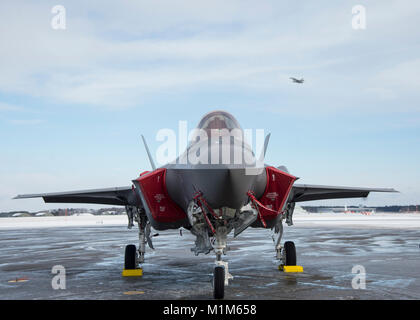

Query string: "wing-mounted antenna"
[[141, 134, 156, 171]]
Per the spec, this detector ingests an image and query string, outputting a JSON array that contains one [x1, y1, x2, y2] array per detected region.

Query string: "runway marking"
[[123, 290, 145, 295], [8, 277, 29, 283]]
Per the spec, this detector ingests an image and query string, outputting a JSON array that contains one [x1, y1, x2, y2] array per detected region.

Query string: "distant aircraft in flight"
[[290, 77, 304, 83]]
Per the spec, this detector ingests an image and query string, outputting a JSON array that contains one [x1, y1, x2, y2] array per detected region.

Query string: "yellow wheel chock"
[[279, 265, 304, 273], [122, 268, 143, 277]]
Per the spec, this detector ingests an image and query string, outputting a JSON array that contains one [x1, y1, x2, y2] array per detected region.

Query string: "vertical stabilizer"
[[141, 135, 156, 171]]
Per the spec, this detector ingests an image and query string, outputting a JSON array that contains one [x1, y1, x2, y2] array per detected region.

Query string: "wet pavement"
[[0, 224, 419, 299]]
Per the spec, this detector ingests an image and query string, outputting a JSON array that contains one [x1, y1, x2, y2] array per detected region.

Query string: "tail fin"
[[141, 135, 156, 171]]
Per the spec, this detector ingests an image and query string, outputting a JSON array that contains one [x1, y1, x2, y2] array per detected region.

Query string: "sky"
[[1, 0, 419, 211]]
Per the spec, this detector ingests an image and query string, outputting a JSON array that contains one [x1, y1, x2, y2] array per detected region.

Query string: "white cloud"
[[2, 1, 420, 211], [374, 59, 420, 92], [8, 119, 44, 125], [0, 1, 419, 111], [0, 102, 25, 111], [364, 87, 397, 100]]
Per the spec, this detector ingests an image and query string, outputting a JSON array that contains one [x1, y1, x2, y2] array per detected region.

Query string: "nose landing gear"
[[213, 265, 225, 299], [212, 227, 233, 299]]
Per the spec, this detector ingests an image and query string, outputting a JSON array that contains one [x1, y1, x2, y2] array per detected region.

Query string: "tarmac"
[[1, 215, 420, 300]]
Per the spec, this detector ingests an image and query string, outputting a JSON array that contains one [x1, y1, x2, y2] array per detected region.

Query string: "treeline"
[[301, 205, 419, 213]]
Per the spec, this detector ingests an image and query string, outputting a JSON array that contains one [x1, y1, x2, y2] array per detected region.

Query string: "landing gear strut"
[[123, 207, 147, 275], [137, 213, 147, 265], [212, 227, 233, 299], [274, 220, 298, 266]]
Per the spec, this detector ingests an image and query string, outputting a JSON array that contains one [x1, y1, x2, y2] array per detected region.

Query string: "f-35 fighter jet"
[[290, 77, 304, 83], [15, 110, 396, 299]]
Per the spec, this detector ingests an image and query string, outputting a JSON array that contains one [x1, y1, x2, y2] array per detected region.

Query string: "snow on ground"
[[0, 212, 420, 229], [293, 212, 420, 229], [0, 215, 128, 229]]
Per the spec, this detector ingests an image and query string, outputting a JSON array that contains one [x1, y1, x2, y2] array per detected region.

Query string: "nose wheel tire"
[[283, 241, 297, 266], [213, 266, 225, 299], [124, 244, 137, 269]]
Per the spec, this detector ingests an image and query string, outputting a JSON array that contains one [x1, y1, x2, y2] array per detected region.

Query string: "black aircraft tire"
[[124, 244, 137, 269], [213, 266, 225, 299], [284, 241, 297, 266]]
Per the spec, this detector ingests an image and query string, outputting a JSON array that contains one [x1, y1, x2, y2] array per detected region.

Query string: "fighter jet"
[[290, 77, 304, 83], [14, 110, 396, 299]]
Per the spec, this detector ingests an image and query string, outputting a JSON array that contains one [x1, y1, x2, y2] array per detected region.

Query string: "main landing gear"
[[274, 220, 303, 272], [282, 241, 297, 266], [124, 244, 137, 269], [122, 207, 148, 277]]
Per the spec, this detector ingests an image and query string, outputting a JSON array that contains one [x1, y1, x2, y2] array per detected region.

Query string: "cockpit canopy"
[[196, 110, 242, 135], [179, 110, 256, 165]]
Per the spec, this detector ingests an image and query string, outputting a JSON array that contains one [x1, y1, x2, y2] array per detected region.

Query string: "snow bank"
[[0, 215, 127, 229], [1, 212, 419, 230], [293, 212, 420, 229]]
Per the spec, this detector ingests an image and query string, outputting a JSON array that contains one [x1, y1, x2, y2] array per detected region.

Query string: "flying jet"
[[290, 77, 304, 83], [15, 110, 396, 299]]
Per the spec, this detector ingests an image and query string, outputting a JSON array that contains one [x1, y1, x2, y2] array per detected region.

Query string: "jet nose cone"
[[202, 168, 255, 209]]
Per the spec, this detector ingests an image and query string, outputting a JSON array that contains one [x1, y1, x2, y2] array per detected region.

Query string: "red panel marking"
[[255, 166, 297, 222], [135, 168, 186, 223]]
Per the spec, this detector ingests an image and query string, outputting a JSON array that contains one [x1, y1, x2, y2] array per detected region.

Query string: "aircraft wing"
[[14, 186, 138, 206], [290, 183, 398, 202]]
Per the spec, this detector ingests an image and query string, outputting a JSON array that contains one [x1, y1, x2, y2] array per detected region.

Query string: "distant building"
[[35, 212, 54, 217], [313, 206, 375, 215], [102, 211, 117, 215], [71, 213, 94, 217], [12, 212, 31, 217]]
